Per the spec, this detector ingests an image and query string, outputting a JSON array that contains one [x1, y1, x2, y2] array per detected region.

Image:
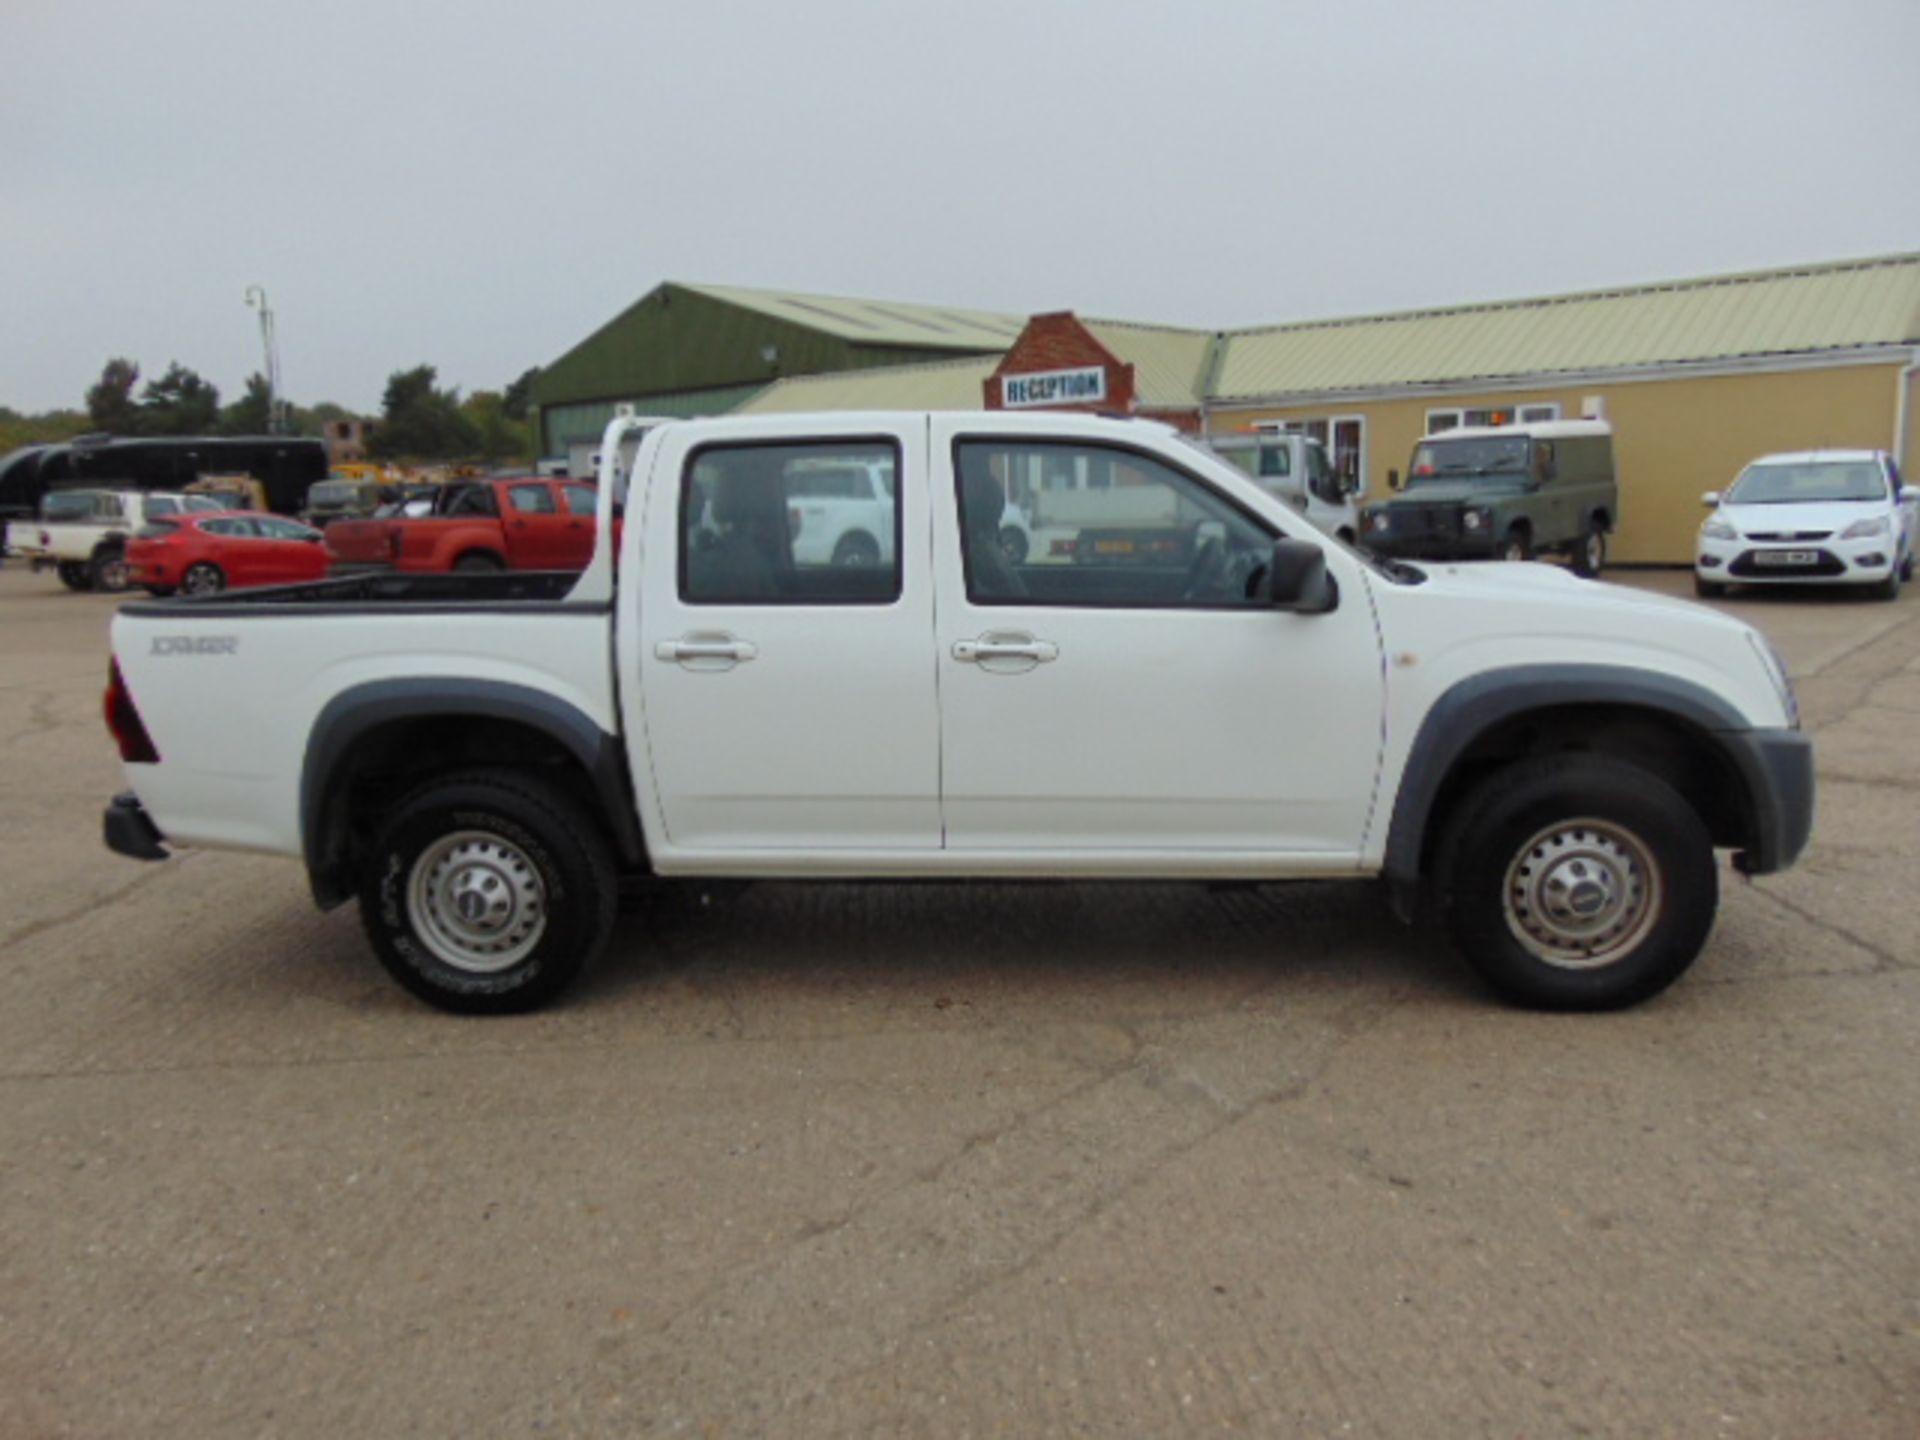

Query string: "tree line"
[[1, 359, 543, 466]]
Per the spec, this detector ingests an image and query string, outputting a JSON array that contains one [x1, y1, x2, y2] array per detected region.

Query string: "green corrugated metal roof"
[[1213, 252, 1920, 401], [732, 355, 1001, 413], [678, 283, 1027, 350], [1081, 320, 1216, 409]]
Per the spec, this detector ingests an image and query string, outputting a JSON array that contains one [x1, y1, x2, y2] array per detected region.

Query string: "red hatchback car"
[[128, 512, 330, 596]]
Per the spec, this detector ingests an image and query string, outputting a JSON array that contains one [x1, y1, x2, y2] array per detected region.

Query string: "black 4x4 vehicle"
[[1360, 420, 1617, 576]]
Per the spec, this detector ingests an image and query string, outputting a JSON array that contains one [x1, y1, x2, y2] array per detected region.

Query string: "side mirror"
[[1265, 537, 1338, 614], [1387, 469, 1402, 491], [1701, 491, 1721, 507]]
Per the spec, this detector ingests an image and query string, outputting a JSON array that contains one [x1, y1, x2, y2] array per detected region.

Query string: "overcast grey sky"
[[4, 0, 1917, 415]]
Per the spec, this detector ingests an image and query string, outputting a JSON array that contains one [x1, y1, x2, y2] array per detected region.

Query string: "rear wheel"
[[90, 549, 131, 593], [181, 562, 226, 596], [1439, 755, 1717, 1010], [832, 532, 880, 568], [998, 526, 1029, 564], [358, 769, 617, 1014], [454, 552, 504, 573], [56, 560, 93, 592], [1571, 522, 1607, 578]]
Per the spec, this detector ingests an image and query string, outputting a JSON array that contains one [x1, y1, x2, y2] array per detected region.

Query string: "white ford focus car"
[[1695, 450, 1916, 600]]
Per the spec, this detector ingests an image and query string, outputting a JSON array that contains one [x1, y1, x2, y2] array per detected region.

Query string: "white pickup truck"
[[11, 488, 223, 592], [102, 411, 1813, 1015]]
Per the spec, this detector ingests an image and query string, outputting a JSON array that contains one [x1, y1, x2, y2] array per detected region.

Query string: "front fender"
[[1383, 663, 1776, 905]]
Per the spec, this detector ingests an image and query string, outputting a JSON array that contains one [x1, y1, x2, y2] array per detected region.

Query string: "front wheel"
[[1871, 565, 1903, 601], [1439, 756, 1717, 1010], [998, 525, 1029, 565], [1571, 523, 1607, 578], [181, 562, 226, 596], [1499, 528, 1532, 563], [358, 769, 617, 1014], [1694, 575, 1727, 598]]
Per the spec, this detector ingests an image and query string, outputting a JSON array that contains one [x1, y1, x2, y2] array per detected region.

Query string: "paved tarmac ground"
[[1, 564, 1915, 1438]]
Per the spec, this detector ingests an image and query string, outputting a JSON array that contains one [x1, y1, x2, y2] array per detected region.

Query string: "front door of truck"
[[931, 423, 1386, 858], [627, 418, 942, 853]]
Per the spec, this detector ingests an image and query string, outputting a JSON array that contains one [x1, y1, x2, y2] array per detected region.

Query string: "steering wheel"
[[1181, 537, 1225, 601]]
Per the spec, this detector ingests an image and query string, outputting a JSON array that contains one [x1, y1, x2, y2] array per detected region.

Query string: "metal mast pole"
[[244, 285, 282, 434]]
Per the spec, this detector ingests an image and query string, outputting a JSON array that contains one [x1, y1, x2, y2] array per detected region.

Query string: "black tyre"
[[1571, 523, 1607, 578], [1693, 575, 1727, 599], [454, 552, 504, 573], [181, 562, 226, 596], [998, 525, 1029, 564], [90, 549, 131, 593], [1871, 565, 1902, 602], [1438, 755, 1717, 1010], [832, 531, 880, 567], [1500, 528, 1532, 563], [358, 769, 617, 1014], [142, 584, 177, 597], [56, 560, 93, 592]]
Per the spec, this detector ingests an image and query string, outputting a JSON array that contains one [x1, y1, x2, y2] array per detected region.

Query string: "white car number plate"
[[1755, 550, 1817, 566]]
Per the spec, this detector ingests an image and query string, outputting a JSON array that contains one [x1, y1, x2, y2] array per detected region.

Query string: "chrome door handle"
[[656, 637, 759, 663], [953, 638, 1058, 663]]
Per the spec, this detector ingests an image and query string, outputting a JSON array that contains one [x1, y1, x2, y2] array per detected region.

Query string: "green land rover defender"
[[1360, 420, 1617, 576]]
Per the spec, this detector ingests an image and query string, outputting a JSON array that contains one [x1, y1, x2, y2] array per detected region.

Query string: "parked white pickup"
[[102, 411, 1812, 1016], [10, 488, 222, 592]]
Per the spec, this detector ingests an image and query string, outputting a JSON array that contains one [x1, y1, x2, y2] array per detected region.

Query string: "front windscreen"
[[1728, 460, 1888, 504], [1408, 436, 1530, 482]]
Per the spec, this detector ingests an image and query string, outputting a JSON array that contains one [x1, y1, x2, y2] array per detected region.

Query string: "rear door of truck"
[[621, 416, 941, 854], [500, 481, 580, 569]]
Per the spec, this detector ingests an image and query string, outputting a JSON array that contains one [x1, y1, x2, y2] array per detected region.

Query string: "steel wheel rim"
[[407, 829, 547, 974], [1503, 818, 1662, 969], [1503, 540, 1526, 562], [1585, 532, 1604, 570], [99, 558, 129, 590]]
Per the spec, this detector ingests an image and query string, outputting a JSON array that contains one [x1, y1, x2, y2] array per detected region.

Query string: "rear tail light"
[[104, 660, 160, 764]]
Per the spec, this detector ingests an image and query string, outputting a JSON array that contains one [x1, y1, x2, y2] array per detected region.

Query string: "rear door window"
[[680, 441, 901, 604]]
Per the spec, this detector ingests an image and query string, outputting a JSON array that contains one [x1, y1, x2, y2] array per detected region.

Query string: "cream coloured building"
[[736, 253, 1920, 564]]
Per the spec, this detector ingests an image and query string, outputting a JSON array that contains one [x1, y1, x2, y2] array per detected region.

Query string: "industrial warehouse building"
[[534, 253, 1920, 564]]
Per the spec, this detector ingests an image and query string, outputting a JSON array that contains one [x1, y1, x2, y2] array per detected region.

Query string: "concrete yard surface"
[[0, 564, 1915, 1437]]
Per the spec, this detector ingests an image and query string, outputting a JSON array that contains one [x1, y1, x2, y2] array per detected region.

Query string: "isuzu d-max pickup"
[[102, 412, 1812, 1014]]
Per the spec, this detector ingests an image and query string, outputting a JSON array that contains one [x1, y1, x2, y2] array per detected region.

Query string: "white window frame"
[[1426, 402, 1561, 434]]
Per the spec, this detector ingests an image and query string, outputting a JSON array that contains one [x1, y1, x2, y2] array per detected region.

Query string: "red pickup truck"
[[325, 477, 599, 574]]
